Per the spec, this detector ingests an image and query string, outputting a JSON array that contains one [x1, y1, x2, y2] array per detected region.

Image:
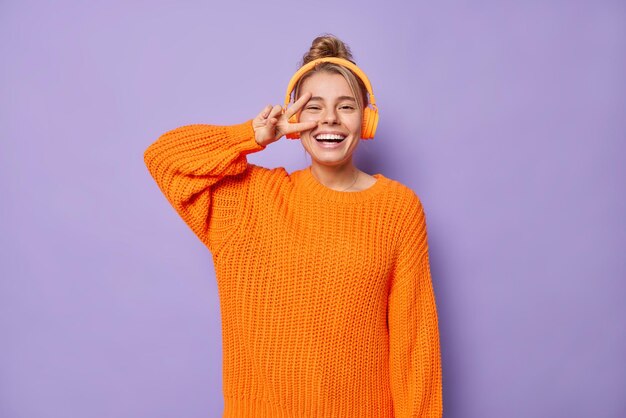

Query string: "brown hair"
[[293, 34, 369, 112]]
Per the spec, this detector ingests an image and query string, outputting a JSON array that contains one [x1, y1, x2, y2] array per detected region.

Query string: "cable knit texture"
[[143, 120, 443, 417]]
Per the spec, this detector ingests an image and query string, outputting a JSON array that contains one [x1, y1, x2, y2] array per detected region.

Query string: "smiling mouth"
[[314, 134, 346, 143]]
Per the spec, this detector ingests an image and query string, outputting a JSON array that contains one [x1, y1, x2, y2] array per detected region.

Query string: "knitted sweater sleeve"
[[388, 195, 443, 417], [143, 119, 265, 252]]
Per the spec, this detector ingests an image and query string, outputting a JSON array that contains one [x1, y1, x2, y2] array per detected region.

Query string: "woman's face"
[[296, 72, 362, 167]]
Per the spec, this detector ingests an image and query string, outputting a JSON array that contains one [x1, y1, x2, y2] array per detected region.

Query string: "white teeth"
[[315, 134, 346, 140]]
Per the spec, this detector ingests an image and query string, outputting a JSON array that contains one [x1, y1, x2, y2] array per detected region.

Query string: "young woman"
[[144, 34, 443, 417]]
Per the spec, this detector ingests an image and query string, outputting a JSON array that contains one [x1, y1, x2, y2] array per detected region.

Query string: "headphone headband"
[[283, 57, 377, 109]]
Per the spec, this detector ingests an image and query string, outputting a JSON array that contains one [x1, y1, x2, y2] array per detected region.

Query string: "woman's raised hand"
[[252, 92, 317, 147]]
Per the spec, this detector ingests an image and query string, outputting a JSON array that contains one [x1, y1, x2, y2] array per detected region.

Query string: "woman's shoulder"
[[378, 176, 429, 243], [246, 163, 289, 179], [246, 163, 289, 183], [242, 163, 294, 192], [377, 174, 423, 207]]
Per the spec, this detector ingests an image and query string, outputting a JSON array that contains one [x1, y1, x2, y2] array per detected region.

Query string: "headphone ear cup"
[[286, 113, 300, 140], [361, 109, 370, 139], [362, 107, 378, 140], [369, 109, 379, 139]]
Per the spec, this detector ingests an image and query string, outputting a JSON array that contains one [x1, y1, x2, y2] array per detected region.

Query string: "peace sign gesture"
[[253, 92, 317, 147]]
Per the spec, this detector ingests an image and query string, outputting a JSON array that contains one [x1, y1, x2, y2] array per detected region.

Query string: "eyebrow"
[[309, 96, 357, 102]]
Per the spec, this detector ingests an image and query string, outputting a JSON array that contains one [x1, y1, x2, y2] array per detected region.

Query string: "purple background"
[[1, 1, 625, 417]]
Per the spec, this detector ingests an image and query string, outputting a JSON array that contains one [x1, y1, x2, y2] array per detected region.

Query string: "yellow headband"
[[283, 57, 377, 109]]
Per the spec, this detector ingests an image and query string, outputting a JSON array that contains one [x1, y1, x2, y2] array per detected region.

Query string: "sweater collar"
[[295, 165, 388, 203]]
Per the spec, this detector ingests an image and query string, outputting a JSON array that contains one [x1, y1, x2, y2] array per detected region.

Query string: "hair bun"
[[301, 34, 355, 66]]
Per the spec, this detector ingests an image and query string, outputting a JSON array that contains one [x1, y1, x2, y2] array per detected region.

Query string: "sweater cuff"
[[231, 119, 266, 154]]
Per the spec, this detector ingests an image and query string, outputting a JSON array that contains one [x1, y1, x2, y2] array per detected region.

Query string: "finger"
[[256, 104, 272, 120], [284, 92, 312, 119], [283, 120, 317, 135], [268, 104, 283, 119]]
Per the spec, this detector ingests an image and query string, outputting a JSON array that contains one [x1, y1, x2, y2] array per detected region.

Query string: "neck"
[[309, 161, 359, 191]]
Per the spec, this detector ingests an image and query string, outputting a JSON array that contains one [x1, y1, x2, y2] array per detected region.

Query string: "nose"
[[321, 107, 339, 125]]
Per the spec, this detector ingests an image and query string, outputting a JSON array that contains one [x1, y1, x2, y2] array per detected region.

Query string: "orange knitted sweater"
[[143, 120, 443, 417]]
